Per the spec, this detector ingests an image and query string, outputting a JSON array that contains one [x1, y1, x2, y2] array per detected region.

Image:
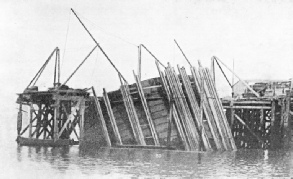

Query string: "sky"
[[1, 0, 293, 119]]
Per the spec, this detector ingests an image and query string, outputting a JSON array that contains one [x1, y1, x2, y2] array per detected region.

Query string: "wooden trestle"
[[222, 91, 292, 149], [16, 88, 89, 146]]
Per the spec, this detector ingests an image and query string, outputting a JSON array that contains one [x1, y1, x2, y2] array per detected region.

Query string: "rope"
[[27, 48, 57, 88], [74, 10, 138, 47], [71, 9, 128, 83], [60, 45, 98, 87], [61, 10, 71, 71], [90, 50, 98, 85], [214, 59, 232, 88], [141, 44, 166, 68]]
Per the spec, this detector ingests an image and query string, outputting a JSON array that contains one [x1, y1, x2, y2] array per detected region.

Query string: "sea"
[[1, 114, 292, 178]]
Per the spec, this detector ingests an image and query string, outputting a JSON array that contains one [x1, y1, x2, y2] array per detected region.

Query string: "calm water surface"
[[1, 119, 292, 178]]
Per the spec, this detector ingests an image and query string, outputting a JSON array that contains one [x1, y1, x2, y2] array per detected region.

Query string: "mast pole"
[[138, 44, 142, 80]]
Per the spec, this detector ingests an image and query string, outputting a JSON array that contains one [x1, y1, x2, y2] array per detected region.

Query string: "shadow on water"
[[15, 143, 293, 178]]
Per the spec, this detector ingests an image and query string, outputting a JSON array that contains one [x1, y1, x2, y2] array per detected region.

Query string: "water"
[[1, 117, 293, 178]]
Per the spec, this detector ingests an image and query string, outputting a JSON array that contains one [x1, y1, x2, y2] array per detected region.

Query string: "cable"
[[61, 10, 72, 71], [74, 10, 138, 47]]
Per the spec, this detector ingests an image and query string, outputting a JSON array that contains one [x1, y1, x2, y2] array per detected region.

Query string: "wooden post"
[[230, 100, 235, 127], [35, 103, 42, 139], [29, 103, 33, 138], [17, 103, 22, 135], [137, 45, 142, 80], [283, 91, 291, 149], [79, 99, 85, 142], [213, 57, 259, 98], [259, 108, 264, 148], [270, 100, 277, 149], [53, 98, 60, 141], [210, 57, 215, 84]]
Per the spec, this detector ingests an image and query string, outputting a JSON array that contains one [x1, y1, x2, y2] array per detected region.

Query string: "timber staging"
[[15, 9, 292, 151], [16, 57, 293, 151]]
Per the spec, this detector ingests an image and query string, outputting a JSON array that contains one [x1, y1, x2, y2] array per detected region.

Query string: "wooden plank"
[[119, 75, 146, 146], [134, 72, 160, 145], [103, 88, 122, 145], [148, 99, 165, 106], [205, 68, 236, 150], [165, 65, 200, 150], [92, 87, 111, 147], [178, 66, 211, 151], [198, 67, 230, 150], [149, 104, 166, 113], [151, 110, 168, 119], [223, 106, 271, 109], [191, 66, 222, 150], [155, 61, 190, 150]]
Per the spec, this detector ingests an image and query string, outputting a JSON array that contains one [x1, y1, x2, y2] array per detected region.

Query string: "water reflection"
[[15, 144, 292, 178]]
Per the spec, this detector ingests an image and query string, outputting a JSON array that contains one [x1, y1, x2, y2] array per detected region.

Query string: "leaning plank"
[[155, 60, 190, 150], [191, 66, 222, 150], [103, 88, 122, 145], [178, 65, 212, 151], [92, 87, 111, 147], [119, 74, 146, 146], [165, 64, 199, 150], [134, 71, 160, 146], [204, 68, 237, 150], [198, 66, 230, 150]]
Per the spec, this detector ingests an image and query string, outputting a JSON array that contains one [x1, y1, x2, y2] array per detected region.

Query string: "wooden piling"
[[79, 99, 85, 141], [29, 103, 33, 139], [270, 99, 277, 149], [283, 91, 291, 149]]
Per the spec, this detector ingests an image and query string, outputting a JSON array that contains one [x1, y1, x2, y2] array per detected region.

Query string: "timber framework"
[[15, 9, 292, 151]]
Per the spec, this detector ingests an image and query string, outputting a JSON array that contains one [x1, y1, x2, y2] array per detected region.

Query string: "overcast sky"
[[1, 0, 293, 119]]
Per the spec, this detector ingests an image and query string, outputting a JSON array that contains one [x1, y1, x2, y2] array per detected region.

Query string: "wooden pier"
[[222, 92, 292, 150]]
